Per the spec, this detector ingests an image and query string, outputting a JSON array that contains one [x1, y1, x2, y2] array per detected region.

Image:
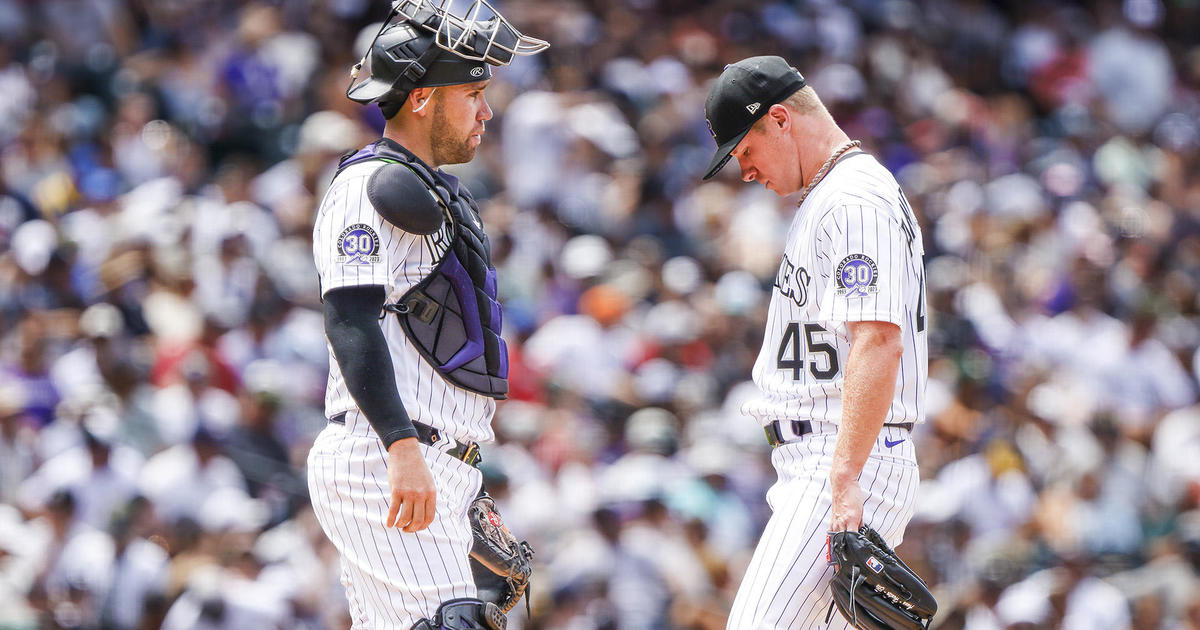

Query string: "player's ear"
[[767, 104, 790, 132], [408, 87, 436, 115]]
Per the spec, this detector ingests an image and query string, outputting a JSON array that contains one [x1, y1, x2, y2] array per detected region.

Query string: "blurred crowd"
[[2, 0, 1200, 628]]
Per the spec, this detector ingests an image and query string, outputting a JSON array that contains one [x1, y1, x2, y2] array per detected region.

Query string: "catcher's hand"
[[468, 493, 533, 613], [826, 526, 937, 630]]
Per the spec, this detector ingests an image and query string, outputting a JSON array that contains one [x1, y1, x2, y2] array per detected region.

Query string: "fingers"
[[833, 516, 862, 532], [404, 500, 424, 534], [386, 489, 436, 532], [383, 441, 437, 532], [830, 511, 862, 532], [386, 495, 401, 528], [422, 494, 436, 530], [404, 494, 430, 533], [395, 493, 416, 530], [828, 507, 861, 532], [405, 490, 436, 533]]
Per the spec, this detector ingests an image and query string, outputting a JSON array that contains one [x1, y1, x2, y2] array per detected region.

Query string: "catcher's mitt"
[[826, 525, 937, 630], [468, 493, 533, 614]]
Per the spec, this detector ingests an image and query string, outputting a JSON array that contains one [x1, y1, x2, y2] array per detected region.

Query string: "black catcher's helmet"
[[347, 0, 548, 117]]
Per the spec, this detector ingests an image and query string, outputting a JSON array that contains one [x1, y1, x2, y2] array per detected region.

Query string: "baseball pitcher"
[[702, 57, 936, 629]]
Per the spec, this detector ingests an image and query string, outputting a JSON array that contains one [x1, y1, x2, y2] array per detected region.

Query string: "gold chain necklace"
[[795, 140, 861, 207]]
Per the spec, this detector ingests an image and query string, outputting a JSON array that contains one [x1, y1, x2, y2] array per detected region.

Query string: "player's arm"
[[828, 320, 902, 531], [324, 285, 435, 533], [814, 202, 914, 531]]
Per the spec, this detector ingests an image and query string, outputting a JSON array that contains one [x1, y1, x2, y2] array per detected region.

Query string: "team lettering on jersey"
[[727, 152, 927, 630], [743, 154, 927, 428], [775, 255, 812, 307]]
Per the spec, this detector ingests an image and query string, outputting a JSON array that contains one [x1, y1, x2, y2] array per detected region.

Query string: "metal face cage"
[[392, 0, 549, 66], [347, 0, 547, 104]]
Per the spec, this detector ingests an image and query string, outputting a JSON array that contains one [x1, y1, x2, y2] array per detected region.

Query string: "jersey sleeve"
[[814, 204, 914, 328], [313, 172, 395, 297]]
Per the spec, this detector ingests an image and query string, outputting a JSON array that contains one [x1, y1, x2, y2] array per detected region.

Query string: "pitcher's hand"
[[829, 477, 865, 533]]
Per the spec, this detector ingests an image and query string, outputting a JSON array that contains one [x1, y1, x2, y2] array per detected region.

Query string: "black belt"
[[329, 413, 481, 467], [764, 420, 914, 447]]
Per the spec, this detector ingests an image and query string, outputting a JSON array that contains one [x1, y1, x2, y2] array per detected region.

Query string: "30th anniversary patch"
[[335, 223, 382, 265], [835, 253, 878, 297]]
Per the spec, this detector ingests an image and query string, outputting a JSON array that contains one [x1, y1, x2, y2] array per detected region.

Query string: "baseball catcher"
[[826, 526, 938, 630], [306, 0, 546, 628]]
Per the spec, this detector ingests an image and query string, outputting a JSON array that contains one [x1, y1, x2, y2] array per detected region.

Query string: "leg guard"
[[409, 598, 506, 630]]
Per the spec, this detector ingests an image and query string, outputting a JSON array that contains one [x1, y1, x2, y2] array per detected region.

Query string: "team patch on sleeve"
[[335, 223, 382, 265], [835, 253, 878, 297]]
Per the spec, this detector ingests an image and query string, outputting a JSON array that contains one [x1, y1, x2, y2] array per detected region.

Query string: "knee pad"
[[409, 598, 506, 630]]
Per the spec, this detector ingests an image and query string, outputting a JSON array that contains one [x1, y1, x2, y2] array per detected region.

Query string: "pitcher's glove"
[[468, 493, 533, 614], [826, 526, 937, 630]]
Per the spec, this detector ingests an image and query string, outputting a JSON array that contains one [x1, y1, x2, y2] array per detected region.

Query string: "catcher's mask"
[[347, 0, 548, 117]]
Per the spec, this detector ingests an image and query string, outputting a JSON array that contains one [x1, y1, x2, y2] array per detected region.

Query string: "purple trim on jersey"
[[434, 169, 460, 196], [344, 142, 462, 195], [340, 147, 379, 169], [437, 250, 487, 372]]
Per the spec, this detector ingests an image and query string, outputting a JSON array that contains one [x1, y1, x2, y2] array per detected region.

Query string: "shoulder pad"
[[366, 162, 445, 235]]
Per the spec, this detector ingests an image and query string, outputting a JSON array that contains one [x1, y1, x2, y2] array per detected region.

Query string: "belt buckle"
[[459, 442, 481, 467], [764, 422, 785, 447]]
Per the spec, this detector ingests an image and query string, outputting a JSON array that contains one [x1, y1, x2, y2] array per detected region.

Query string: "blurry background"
[[1, 0, 1199, 628]]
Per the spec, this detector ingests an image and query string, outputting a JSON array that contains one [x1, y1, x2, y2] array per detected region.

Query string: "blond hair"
[[748, 86, 829, 135], [781, 86, 826, 115]]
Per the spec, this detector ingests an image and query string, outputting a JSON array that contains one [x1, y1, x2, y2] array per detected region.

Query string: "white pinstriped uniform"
[[312, 160, 496, 443], [308, 159, 495, 629], [729, 152, 927, 629]]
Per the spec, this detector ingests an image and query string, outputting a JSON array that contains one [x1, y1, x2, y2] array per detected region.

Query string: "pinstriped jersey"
[[313, 159, 496, 443], [742, 152, 927, 427]]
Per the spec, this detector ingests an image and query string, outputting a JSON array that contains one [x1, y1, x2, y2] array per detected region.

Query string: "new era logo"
[[867, 556, 883, 572], [746, 102, 761, 114]]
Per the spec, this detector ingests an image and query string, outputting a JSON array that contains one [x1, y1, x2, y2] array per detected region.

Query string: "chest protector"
[[336, 140, 508, 399]]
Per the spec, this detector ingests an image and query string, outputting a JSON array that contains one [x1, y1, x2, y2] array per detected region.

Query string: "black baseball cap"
[[702, 56, 807, 180]]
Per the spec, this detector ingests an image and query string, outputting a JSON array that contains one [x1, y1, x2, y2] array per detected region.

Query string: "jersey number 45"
[[777, 322, 839, 380]]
